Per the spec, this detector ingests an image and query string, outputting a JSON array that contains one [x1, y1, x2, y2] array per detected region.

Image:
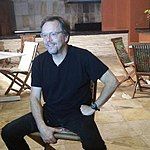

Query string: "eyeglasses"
[[40, 31, 63, 39]]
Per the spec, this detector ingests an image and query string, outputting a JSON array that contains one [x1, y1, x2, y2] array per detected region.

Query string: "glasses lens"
[[40, 31, 62, 38]]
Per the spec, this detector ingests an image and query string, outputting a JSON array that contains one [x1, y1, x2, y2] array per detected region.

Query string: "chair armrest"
[[124, 61, 134, 67]]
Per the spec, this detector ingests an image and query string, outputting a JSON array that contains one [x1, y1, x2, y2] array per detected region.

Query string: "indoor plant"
[[144, 9, 150, 29]]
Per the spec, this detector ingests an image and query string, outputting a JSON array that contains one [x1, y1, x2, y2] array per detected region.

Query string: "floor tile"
[[95, 110, 124, 123], [141, 134, 150, 147], [118, 108, 150, 121], [97, 122, 138, 140], [127, 120, 150, 136], [106, 136, 149, 150]]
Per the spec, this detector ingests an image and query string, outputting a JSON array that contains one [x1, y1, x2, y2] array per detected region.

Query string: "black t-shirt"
[[31, 45, 108, 118]]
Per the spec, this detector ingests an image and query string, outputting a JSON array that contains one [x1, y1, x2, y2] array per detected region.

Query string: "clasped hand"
[[40, 126, 62, 144], [80, 104, 95, 116]]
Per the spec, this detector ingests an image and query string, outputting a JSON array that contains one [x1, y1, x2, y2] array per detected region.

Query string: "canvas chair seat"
[[28, 81, 97, 150], [0, 41, 39, 96]]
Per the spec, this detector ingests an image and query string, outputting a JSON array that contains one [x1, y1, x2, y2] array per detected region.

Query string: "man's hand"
[[39, 126, 62, 144], [80, 105, 95, 116]]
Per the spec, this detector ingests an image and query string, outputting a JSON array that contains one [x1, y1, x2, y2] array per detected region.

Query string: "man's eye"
[[43, 34, 47, 37], [51, 33, 57, 36]]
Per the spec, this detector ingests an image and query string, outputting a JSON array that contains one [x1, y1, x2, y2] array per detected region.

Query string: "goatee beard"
[[51, 50, 58, 55]]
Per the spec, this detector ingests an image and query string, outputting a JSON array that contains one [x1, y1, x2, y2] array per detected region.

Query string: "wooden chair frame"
[[28, 81, 97, 150], [131, 43, 150, 98], [0, 41, 39, 96], [111, 37, 135, 85]]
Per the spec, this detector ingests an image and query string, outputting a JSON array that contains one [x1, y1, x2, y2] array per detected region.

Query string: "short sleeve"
[[84, 51, 109, 81], [31, 58, 42, 87]]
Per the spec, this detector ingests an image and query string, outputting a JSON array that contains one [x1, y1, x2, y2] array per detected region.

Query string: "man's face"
[[41, 21, 68, 55]]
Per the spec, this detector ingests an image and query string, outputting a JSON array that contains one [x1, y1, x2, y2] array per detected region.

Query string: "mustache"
[[46, 41, 56, 44], [45, 43, 56, 47]]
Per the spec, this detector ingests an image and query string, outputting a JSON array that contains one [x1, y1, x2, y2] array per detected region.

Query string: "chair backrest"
[[111, 37, 131, 66], [0, 41, 4, 51], [20, 34, 36, 52], [18, 41, 38, 71], [132, 43, 150, 74]]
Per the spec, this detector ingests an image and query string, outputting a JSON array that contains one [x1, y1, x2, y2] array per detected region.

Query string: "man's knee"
[[1, 123, 13, 141], [1, 119, 22, 141]]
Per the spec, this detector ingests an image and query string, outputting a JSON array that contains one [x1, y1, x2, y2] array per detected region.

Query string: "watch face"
[[91, 103, 97, 110], [91, 102, 100, 111]]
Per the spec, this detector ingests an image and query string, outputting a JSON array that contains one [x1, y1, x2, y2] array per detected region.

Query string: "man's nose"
[[46, 34, 53, 42]]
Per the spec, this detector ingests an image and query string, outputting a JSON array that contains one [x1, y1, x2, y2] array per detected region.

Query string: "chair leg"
[[122, 68, 135, 85], [44, 144, 56, 150], [17, 74, 31, 95], [119, 75, 134, 85], [128, 76, 135, 85], [5, 73, 18, 95], [132, 81, 138, 98]]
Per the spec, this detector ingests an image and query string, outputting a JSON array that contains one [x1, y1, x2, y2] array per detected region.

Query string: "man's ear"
[[65, 35, 69, 43]]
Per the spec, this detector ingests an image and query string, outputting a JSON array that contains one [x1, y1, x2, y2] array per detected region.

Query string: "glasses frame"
[[40, 31, 63, 39]]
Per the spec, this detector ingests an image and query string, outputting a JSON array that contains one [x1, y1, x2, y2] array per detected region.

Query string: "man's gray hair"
[[41, 16, 70, 38]]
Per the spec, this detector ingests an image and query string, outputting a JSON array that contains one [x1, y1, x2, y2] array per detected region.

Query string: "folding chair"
[[111, 37, 135, 85], [131, 43, 150, 98], [0, 41, 39, 96], [28, 81, 97, 150]]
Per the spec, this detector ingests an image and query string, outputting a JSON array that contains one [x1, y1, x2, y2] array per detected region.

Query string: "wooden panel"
[[102, 0, 129, 31], [0, 0, 15, 36], [101, 0, 116, 30], [139, 32, 150, 43]]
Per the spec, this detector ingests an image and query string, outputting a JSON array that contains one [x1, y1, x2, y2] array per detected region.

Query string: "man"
[[1, 16, 119, 150]]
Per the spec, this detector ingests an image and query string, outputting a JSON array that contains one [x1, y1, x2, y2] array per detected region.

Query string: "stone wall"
[[12, 0, 101, 31]]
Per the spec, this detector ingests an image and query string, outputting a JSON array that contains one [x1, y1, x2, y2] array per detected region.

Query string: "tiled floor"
[[0, 34, 150, 150]]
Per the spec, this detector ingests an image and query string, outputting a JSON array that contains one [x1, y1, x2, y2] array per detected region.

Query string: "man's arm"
[[94, 69, 119, 108], [30, 86, 61, 144], [80, 69, 119, 116]]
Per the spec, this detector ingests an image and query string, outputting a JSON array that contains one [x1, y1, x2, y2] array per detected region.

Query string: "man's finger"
[[53, 127, 63, 133]]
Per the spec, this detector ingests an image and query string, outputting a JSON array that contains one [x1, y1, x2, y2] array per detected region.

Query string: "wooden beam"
[[0, 96, 20, 103]]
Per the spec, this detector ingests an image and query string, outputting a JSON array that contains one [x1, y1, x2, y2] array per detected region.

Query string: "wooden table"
[[0, 51, 25, 60]]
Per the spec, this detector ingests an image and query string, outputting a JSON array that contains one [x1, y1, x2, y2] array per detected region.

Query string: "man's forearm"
[[95, 70, 119, 108], [95, 79, 118, 108], [30, 96, 46, 130]]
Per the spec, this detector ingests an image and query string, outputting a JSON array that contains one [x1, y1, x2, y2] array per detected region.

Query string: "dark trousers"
[[1, 111, 106, 150]]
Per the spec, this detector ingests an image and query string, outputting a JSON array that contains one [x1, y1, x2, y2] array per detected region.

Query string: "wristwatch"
[[90, 102, 100, 111]]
